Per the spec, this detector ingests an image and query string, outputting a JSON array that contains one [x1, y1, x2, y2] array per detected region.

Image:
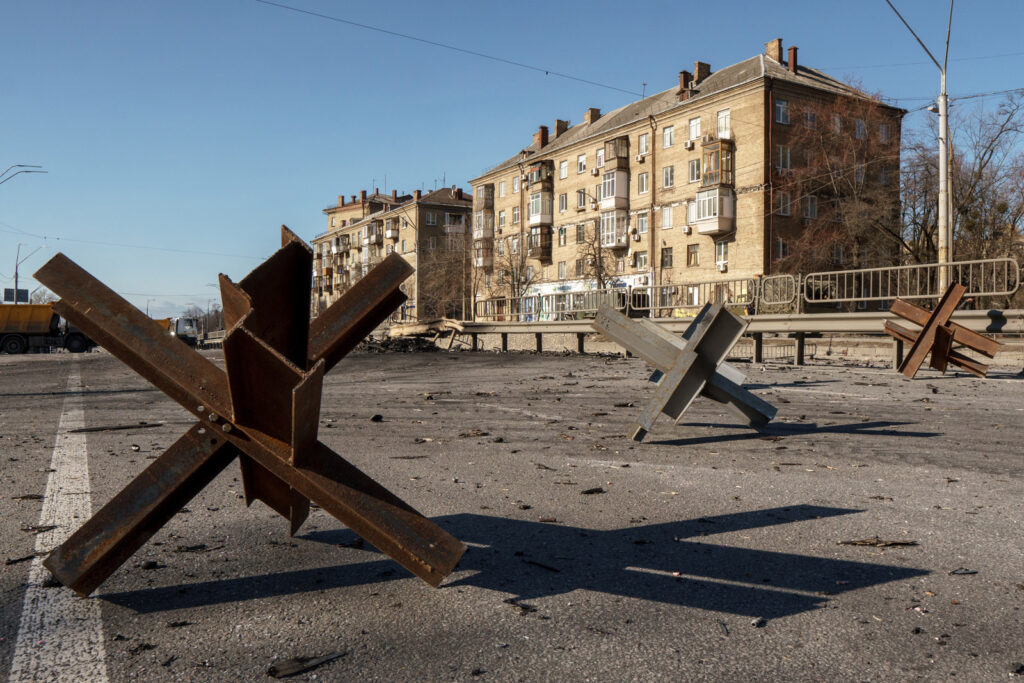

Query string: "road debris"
[[5, 553, 43, 565], [580, 487, 606, 495], [751, 617, 767, 628], [267, 653, 346, 678], [21, 524, 57, 535], [838, 537, 918, 547], [503, 598, 538, 614], [11, 493, 44, 500], [68, 422, 163, 434], [949, 567, 978, 575], [370, 414, 383, 422]]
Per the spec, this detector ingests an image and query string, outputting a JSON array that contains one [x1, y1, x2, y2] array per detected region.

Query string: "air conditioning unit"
[[639, 276, 649, 285], [683, 140, 694, 150], [682, 225, 692, 234], [635, 154, 645, 163], [717, 262, 728, 273], [632, 233, 641, 241], [590, 168, 600, 176], [702, 134, 715, 144]]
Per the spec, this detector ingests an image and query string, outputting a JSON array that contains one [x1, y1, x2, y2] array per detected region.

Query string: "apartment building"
[[312, 186, 473, 321], [469, 38, 904, 307]]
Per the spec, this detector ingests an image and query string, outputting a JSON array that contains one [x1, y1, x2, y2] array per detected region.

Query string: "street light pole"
[[13, 243, 42, 305], [0, 164, 48, 186], [885, 0, 954, 290]]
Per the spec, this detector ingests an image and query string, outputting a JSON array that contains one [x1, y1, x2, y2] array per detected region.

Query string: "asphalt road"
[[2, 349, 1022, 681]]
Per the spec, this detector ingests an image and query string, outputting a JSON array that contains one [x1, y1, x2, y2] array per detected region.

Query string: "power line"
[[252, 0, 643, 97], [823, 49, 1024, 71]]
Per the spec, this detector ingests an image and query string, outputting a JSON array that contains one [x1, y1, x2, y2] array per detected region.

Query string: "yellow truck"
[[0, 303, 95, 354]]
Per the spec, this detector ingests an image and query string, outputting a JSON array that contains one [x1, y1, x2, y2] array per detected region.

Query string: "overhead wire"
[[252, 0, 643, 97]]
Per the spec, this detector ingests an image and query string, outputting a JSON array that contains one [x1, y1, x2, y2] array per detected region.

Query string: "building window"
[[510, 236, 519, 254], [496, 240, 504, 255], [638, 132, 650, 155], [689, 117, 701, 140], [637, 212, 648, 234], [575, 189, 586, 209], [498, 181, 506, 198], [689, 159, 700, 183], [636, 250, 648, 270], [558, 261, 566, 279], [512, 206, 520, 224], [497, 271, 505, 284], [775, 237, 789, 259], [559, 193, 567, 212], [855, 164, 865, 184], [687, 244, 699, 267], [638, 172, 649, 194], [880, 165, 891, 186], [596, 147, 605, 168], [662, 125, 674, 148], [558, 226, 567, 246], [831, 114, 842, 133], [697, 189, 719, 220], [685, 286, 699, 306], [575, 258, 584, 277], [594, 182, 604, 202], [426, 212, 437, 225], [428, 236, 438, 249], [512, 176, 520, 193], [330, 216, 335, 227], [401, 239, 406, 253], [599, 211, 617, 246], [559, 160, 568, 179], [804, 111, 817, 129], [529, 192, 542, 220], [715, 240, 728, 265], [661, 205, 672, 229], [775, 145, 791, 170], [775, 99, 789, 124], [663, 165, 674, 188], [661, 247, 673, 268], [686, 201, 696, 225], [525, 265, 534, 281], [601, 171, 615, 199], [498, 210, 505, 227], [879, 124, 891, 143], [717, 109, 730, 137], [776, 191, 791, 216], [802, 195, 818, 219], [577, 154, 587, 173], [832, 244, 845, 264], [402, 218, 408, 229], [616, 257, 625, 273], [855, 119, 866, 139]]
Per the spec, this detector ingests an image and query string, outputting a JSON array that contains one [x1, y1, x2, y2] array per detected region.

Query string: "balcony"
[[599, 169, 630, 211], [527, 230, 552, 262], [693, 188, 736, 236], [473, 211, 494, 240], [701, 137, 735, 188], [362, 229, 383, 246], [473, 247, 493, 269], [477, 184, 494, 210], [339, 235, 351, 250], [527, 191, 553, 226], [384, 226, 399, 239], [444, 216, 467, 234]]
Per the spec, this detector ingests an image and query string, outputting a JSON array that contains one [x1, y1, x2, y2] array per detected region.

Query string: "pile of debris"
[[360, 335, 439, 353]]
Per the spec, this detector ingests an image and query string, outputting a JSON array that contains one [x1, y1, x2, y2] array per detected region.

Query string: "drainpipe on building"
[[648, 115, 658, 295], [766, 78, 775, 277]]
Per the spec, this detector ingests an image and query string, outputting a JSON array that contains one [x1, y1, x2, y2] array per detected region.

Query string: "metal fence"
[[471, 258, 1021, 322], [474, 287, 629, 322], [802, 258, 1020, 305]]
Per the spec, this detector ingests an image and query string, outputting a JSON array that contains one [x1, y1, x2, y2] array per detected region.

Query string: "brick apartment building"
[[312, 187, 473, 321], [469, 38, 904, 309]]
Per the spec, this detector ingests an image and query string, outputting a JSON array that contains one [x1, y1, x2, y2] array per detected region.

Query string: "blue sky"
[[2, 0, 1022, 318]]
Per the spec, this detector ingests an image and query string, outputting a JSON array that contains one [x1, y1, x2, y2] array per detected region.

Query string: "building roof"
[[475, 52, 901, 180]]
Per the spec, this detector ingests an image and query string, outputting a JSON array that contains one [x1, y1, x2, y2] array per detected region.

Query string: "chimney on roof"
[[677, 70, 693, 101], [532, 125, 549, 149], [766, 38, 783, 62], [374, 187, 379, 196], [584, 107, 601, 125], [392, 189, 397, 200], [554, 119, 569, 138], [694, 61, 711, 85], [360, 190, 367, 201], [787, 45, 798, 73], [456, 187, 463, 200], [413, 189, 421, 201], [338, 195, 345, 206], [350, 195, 356, 204]]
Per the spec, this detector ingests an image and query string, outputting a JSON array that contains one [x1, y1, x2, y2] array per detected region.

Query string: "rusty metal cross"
[[35, 227, 465, 596], [884, 282, 1002, 378]]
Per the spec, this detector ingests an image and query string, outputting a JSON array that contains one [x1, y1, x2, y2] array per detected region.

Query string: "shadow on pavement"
[[650, 420, 940, 447], [102, 504, 926, 621]]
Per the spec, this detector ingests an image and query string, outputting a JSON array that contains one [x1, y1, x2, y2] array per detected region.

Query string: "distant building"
[[469, 38, 904, 310], [312, 187, 473, 321]]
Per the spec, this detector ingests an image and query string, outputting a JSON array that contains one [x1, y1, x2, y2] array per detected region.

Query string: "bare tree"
[[30, 288, 58, 304], [773, 91, 904, 273], [574, 220, 618, 289], [491, 232, 536, 300], [417, 237, 471, 319]]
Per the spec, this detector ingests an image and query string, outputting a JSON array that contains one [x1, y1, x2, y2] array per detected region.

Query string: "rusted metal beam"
[[34, 226, 465, 595]]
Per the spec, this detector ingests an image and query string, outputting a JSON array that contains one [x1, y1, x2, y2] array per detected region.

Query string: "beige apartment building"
[[312, 187, 473, 321], [469, 38, 904, 310]]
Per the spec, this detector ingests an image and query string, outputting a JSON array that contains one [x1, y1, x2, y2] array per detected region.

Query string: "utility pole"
[[13, 244, 41, 305], [885, 0, 954, 290]]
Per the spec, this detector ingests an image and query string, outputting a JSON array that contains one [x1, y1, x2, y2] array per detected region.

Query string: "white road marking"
[[9, 364, 108, 682]]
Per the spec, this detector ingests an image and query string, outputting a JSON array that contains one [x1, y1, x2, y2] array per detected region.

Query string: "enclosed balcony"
[[384, 220, 399, 240], [473, 244, 493, 269], [338, 234, 351, 250], [527, 191, 553, 226], [362, 225, 383, 246], [473, 211, 494, 240], [693, 188, 736, 236], [598, 169, 629, 211], [444, 215, 467, 234], [527, 228, 552, 262], [476, 183, 494, 210], [701, 137, 735, 188]]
